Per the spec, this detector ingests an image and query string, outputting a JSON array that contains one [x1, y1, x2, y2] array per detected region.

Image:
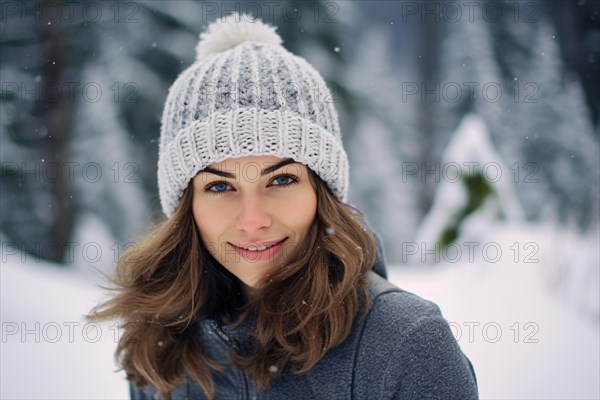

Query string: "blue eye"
[[204, 174, 299, 195], [272, 175, 295, 186], [208, 182, 229, 193]]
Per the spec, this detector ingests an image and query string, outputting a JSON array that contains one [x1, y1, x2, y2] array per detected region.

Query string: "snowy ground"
[[1, 221, 599, 399], [1, 253, 129, 399], [388, 261, 599, 399]]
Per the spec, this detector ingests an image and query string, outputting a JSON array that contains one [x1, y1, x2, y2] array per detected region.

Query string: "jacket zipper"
[[210, 322, 236, 348]]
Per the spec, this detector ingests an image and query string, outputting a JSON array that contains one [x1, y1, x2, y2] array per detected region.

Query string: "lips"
[[232, 238, 287, 250], [230, 238, 288, 262]]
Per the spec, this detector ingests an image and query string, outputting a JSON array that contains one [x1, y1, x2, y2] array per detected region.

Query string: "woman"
[[88, 12, 479, 400]]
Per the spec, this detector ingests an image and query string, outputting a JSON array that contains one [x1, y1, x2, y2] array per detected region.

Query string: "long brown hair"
[[87, 168, 377, 400]]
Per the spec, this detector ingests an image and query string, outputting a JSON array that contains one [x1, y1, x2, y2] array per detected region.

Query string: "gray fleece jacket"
[[130, 228, 479, 399]]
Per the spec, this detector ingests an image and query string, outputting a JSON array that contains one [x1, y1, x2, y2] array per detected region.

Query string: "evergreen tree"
[[414, 113, 524, 261], [344, 27, 420, 262]]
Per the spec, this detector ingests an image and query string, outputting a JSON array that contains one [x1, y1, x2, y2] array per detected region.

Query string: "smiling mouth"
[[229, 238, 288, 261], [230, 238, 287, 252]]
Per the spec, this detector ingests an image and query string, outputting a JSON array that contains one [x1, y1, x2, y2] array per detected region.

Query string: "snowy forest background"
[[1, 0, 599, 398]]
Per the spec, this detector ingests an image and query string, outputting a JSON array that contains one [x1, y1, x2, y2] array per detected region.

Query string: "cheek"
[[282, 189, 317, 228], [192, 202, 227, 241]]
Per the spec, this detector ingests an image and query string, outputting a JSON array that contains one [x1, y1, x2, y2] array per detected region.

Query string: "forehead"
[[197, 156, 308, 181], [207, 155, 286, 169]]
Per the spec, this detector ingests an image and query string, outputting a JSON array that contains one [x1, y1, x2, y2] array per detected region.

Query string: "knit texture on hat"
[[158, 12, 349, 217]]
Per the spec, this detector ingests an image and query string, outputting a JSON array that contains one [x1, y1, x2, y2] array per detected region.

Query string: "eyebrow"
[[200, 158, 297, 179]]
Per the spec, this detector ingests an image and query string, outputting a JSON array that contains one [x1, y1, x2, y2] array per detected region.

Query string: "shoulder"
[[363, 271, 443, 331], [356, 271, 459, 364], [356, 271, 451, 370], [360, 271, 460, 356], [355, 272, 479, 399]]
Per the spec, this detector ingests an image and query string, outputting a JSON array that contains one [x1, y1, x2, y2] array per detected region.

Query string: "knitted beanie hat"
[[158, 12, 349, 217]]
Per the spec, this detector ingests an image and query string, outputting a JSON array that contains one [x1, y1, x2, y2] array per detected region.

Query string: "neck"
[[241, 282, 261, 302]]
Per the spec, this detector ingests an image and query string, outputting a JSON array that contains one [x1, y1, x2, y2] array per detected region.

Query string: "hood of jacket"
[[361, 216, 387, 279]]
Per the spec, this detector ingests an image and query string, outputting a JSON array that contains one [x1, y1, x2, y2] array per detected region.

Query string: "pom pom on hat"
[[195, 12, 283, 60]]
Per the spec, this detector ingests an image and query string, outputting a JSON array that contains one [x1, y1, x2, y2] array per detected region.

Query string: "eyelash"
[[204, 174, 299, 196]]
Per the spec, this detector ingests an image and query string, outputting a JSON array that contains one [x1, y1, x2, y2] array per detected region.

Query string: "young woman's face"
[[192, 155, 317, 288]]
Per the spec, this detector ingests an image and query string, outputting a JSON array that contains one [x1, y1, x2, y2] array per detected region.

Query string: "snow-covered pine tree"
[[344, 26, 420, 263], [1, 0, 81, 263], [503, 20, 599, 230], [434, 0, 599, 232], [413, 114, 524, 263]]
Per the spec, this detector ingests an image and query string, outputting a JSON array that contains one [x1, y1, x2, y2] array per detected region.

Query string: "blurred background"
[[1, 0, 599, 398]]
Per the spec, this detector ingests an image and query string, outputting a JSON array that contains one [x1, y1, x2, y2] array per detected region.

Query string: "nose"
[[235, 193, 272, 233]]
